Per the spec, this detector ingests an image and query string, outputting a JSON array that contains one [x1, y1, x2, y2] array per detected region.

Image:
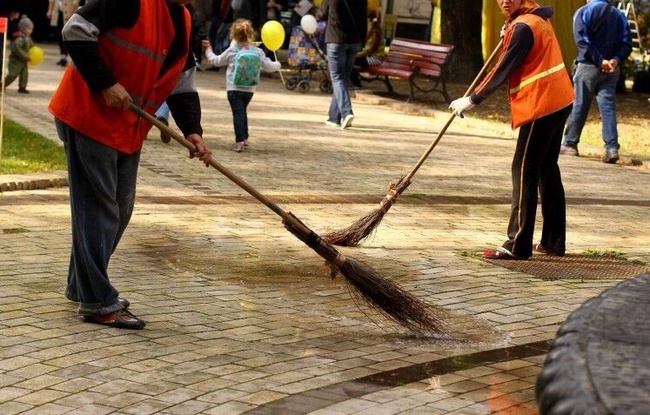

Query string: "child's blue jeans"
[[227, 90, 254, 143]]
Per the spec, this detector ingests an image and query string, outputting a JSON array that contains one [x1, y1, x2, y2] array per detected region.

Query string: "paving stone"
[[1, 42, 648, 415]]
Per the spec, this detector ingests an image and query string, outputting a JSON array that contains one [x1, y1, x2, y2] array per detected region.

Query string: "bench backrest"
[[383, 38, 454, 77]]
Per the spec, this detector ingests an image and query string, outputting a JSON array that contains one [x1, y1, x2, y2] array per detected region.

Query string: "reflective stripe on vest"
[[103, 31, 167, 63], [101, 32, 169, 111], [509, 62, 567, 94]]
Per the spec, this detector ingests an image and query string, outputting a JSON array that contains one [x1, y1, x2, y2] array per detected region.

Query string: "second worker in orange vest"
[[449, 0, 574, 260]]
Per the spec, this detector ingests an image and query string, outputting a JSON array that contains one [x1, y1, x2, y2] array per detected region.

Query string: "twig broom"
[[324, 40, 504, 247], [130, 103, 444, 334]]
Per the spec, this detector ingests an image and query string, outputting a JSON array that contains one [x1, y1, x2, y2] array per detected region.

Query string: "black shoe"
[[83, 309, 146, 330], [602, 148, 619, 164], [56, 57, 68, 66], [17, 87, 29, 94], [156, 116, 172, 143]]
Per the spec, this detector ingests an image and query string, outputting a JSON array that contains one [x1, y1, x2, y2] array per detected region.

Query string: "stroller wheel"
[[286, 78, 298, 90], [319, 79, 332, 93], [298, 80, 310, 93]]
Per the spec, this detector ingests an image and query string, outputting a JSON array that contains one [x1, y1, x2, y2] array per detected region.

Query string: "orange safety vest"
[[507, 13, 574, 129], [49, 2, 191, 154]]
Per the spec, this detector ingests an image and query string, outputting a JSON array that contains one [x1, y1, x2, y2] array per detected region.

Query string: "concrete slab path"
[[1, 43, 649, 415]]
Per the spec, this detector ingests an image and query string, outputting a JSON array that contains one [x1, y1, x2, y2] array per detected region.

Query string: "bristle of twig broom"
[[130, 103, 443, 334], [283, 212, 443, 333], [338, 256, 445, 333], [324, 176, 411, 247], [324, 40, 505, 248]]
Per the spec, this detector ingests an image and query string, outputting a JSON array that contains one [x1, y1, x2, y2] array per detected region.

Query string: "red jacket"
[[49, 2, 191, 154]]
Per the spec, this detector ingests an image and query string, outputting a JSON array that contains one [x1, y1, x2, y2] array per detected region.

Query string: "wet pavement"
[[1, 43, 649, 415]]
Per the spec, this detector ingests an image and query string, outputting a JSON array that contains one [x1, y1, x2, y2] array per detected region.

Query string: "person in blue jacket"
[[561, 0, 632, 164]]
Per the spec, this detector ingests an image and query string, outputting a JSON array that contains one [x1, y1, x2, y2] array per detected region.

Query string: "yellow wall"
[[422, 0, 585, 66], [482, 1, 585, 67]]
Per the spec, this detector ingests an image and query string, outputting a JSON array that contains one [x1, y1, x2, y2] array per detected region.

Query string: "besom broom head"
[[324, 177, 411, 247], [133, 105, 443, 334], [323, 208, 385, 247], [284, 211, 443, 333], [336, 256, 445, 333]]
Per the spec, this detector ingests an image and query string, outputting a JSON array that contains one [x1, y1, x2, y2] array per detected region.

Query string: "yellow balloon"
[[28, 46, 44, 66], [261, 20, 285, 52]]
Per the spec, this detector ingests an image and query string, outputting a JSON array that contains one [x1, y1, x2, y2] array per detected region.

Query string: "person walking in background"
[[213, 0, 235, 54], [448, 0, 575, 260], [350, 9, 385, 89], [264, 0, 286, 23], [561, 0, 632, 164], [4, 15, 34, 94], [318, 0, 367, 129], [47, 0, 80, 66], [187, 3, 209, 70], [261, 0, 288, 53], [48, 0, 213, 329], [0, 8, 21, 41], [424, 0, 438, 42], [155, 102, 173, 143], [208, 0, 224, 52], [232, 0, 255, 22], [0, 7, 21, 74], [203, 19, 281, 152]]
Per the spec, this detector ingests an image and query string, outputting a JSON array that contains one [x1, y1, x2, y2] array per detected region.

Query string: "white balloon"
[[301, 14, 318, 35]]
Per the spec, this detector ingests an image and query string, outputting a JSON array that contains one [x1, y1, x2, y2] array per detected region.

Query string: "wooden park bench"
[[361, 38, 455, 103]]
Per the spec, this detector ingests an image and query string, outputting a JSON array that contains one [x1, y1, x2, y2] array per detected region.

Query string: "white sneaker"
[[341, 114, 354, 129], [231, 142, 245, 152], [325, 120, 339, 127]]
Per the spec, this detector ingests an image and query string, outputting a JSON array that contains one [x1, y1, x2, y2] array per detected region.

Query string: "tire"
[[319, 79, 332, 93], [286, 78, 298, 90], [298, 80, 310, 93]]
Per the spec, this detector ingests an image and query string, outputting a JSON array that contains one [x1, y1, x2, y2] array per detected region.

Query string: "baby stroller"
[[285, 22, 332, 93]]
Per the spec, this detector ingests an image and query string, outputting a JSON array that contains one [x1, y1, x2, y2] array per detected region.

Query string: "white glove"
[[449, 96, 475, 117]]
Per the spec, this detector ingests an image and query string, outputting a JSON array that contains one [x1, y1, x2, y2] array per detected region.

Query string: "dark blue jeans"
[[326, 42, 360, 123], [227, 90, 254, 143], [56, 118, 139, 316], [563, 63, 620, 150]]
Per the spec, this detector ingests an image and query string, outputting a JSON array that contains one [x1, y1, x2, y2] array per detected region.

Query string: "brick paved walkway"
[[1, 43, 649, 415]]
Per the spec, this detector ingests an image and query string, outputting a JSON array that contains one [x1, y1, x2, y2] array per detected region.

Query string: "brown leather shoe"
[[83, 309, 146, 329]]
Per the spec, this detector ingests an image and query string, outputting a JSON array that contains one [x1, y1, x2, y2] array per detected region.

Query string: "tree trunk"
[[440, 0, 485, 83]]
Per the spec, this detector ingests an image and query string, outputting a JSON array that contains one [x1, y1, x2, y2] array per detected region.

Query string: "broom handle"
[[403, 39, 503, 183], [129, 103, 314, 237]]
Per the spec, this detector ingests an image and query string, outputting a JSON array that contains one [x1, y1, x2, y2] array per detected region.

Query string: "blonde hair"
[[230, 19, 255, 45]]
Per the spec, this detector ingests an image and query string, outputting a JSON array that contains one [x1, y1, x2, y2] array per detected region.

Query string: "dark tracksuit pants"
[[502, 104, 573, 258]]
